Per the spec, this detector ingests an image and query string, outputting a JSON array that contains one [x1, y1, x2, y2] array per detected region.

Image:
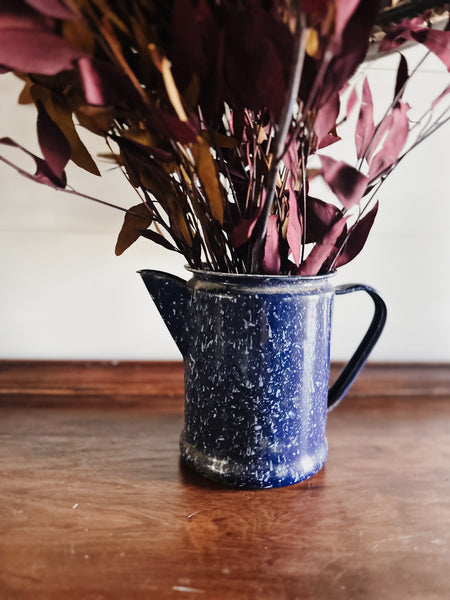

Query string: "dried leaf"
[[36, 101, 71, 180], [318, 132, 341, 149], [170, 205, 193, 247], [303, 196, 342, 244], [368, 101, 410, 180], [283, 139, 300, 176], [413, 28, 450, 72], [78, 57, 137, 106], [17, 76, 33, 104], [222, 10, 290, 120], [76, 105, 115, 135], [122, 128, 153, 147], [63, 19, 96, 55], [355, 78, 375, 160], [115, 203, 153, 256], [287, 188, 302, 267], [320, 156, 369, 208], [315, 0, 380, 111], [298, 217, 347, 276], [314, 92, 340, 146], [31, 85, 100, 175], [230, 216, 259, 248], [335, 202, 379, 268], [262, 215, 281, 275], [381, 17, 450, 72], [0, 136, 66, 188], [157, 111, 197, 145], [306, 28, 319, 57], [91, 0, 130, 35], [149, 43, 188, 122], [139, 229, 180, 252], [25, 0, 78, 20], [192, 136, 224, 224], [200, 131, 238, 150], [394, 54, 408, 101], [182, 73, 201, 113], [129, 154, 193, 247], [0, 29, 84, 75], [333, 0, 362, 46], [346, 85, 359, 117], [119, 147, 141, 189]]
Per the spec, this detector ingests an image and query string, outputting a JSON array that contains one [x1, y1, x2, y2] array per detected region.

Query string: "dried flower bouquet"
[[1, 1, 450, 275]]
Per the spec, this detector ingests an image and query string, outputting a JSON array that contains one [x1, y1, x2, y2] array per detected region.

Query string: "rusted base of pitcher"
[[180, 432, 328, 489]]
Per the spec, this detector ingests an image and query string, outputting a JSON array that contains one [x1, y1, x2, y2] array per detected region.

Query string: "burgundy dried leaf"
[[303, 196, 342, 244], [314, 92, 340, 146], [171, 0, 293, 121], [24, 0, 78, 20], [32, 156, 66, 187], [230, 216, 259, 248], [36, 101, 71, 180], [395, 54, 408, 102], [222, 8, 291, 120], [0, 29, 84, 75], [381, 16, 450, 72], [0, 136, 66, 188], [412, 28, 450, 72], [287, 188, 303, 267], [315, 0, 380, 112], [333, 0, 362, 49], [262, 215, 281, 275], [78, 58, 139, 106], [368, 101, 410, 180], [301, 0, 331, 16], [320, 156, 369, 208], [355, 78, 375, 160], [346, 85, 359, 117], [283, 139, 299, 176], [298, 217, 347, 276], [379, 17, 422, 51], [170, 0, 218, 92], [157, 111, 198, 146], [318, 132, 341, 149], [334, 202, 379, 268], [365, 113, 392, 164], [78, 58, 106, 106], [0, 4, 53, 31]]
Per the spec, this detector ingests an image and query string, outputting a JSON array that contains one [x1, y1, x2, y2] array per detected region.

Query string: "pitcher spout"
[[139, 269, 191, 357]]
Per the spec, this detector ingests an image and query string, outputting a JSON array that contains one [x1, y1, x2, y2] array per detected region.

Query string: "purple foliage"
[[1, 2, 449, 275]]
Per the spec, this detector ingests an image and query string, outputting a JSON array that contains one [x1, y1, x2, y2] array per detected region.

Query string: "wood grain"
[[0, 362, 450, 599], [1, 361, 450, 408]]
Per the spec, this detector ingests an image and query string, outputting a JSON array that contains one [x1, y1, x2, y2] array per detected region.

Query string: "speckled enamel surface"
[[140, 269, 337, 489]]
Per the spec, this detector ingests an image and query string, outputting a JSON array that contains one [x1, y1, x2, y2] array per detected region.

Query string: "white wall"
[[1, 48, 450, 362]]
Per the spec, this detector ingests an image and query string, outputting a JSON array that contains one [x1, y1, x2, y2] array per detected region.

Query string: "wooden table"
[[1, 362, 449, 599]]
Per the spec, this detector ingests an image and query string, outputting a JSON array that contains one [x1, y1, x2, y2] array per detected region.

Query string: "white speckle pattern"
[[181, 272, 334, 489], [141, 269, 337, 488]]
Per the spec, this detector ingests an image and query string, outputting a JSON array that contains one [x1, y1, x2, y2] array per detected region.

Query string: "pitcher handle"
[[327, 284, 387, 412]]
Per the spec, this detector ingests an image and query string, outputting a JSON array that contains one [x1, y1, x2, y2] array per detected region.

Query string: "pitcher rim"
[[185, 266, 337, 281]]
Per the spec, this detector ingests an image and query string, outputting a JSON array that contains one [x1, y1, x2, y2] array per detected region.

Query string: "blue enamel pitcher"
[[140, 269, 386, 489]]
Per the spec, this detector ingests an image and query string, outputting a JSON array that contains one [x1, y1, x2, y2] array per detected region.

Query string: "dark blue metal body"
[[140, 269, 386, 489]]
